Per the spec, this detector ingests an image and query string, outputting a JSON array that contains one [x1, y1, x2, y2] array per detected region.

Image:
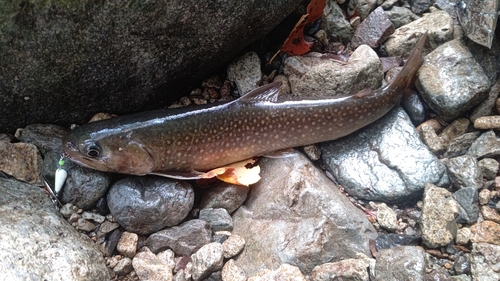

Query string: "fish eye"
[[85, 143, 101, 158]]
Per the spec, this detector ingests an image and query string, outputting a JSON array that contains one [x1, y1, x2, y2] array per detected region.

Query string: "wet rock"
[[105, 229, 123, 257], [18, 124, 68, 155], [198, 183, 249, 214], [471, 243, 500, 280], [347, 0, 378, 20], [310, 258, 370, 281], [383, 9, 454, 57], [222, 235, 245, 259], [248, 264, 306, 281], [375, 234, 421, 250], [285, 44, 382, 99], [409, 0, 432, 14], [468, 130, 500, 158], [456, 228, 471, 245], [0, 178, 109, 280], [480, 206, 500, 224], [470, 79, 500, 122], [375, 246, 426, 281], [439, 118, 470, 145], [418, 121, 445, 154], [454, 254, 471, 275], [323, 0, 354, 42], [452, 187, 479, 224], [117, 232, 138, 258], [401, 89, 426, 125], [107, 176, 194, 235], [321, 107, 448, 204], [384, 6, 420, 29], [227, 52, 262, 96], [191, 243, 224, 281], [416, 39, 490, 121], [199, 208, 233, 232], [61, 165, 112, 210], [377, 203, 399, 231], [146, 219, 212, 256], [232, 153, 377, 276], [132, 249, 173, 281], [221, 259, 246, 281], [478, 158, 499, 180], [351, 7, 395, 49], [470, 221, 500, 245], [97, 221, 120, 238], [114, 257, 133, 276], [0, 0, 303, 133], [444, 155, 483, 190], [444, 132, 481, 158], [419, 184, 458, 248], [0, 141, 42, 184]]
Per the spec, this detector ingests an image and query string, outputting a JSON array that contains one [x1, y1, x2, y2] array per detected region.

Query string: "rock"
[[382, 9, 454, 57], [310, 258, 370, 281], [452, 187, 479, 224], [409, 0, 432, 14], [285, 44, 382, 99], [114, 257, 133, 276], [444, 155, 483, 190], [480, 206, 500, 224], [248, 264, 306, 281], [456, 228, 471, 245], [425, 269, 452, 281], [222, 235, 245, 259], [478, 158, 499, 180], [416, 39, 490, 121], [81, 211, 106, 223], [191, 243, 224, 281], [419, 184, 458, 248], [60, 203, 77, 218], [221, 259, 246, 281], [453, 254, 471, 275], [146, 219, 212, 256], [350, 7, 395, 49], [322, 0, 354, 42], [444, 132, 481, 158], [321, 107, 448, 204], [133, 249, 173, 281], [199, 208, 233, 232], [384, 6, 420, 28], [157, 249, 176, 270], [400, 89, 426, 125], [107, 176, 194, 235], [232, 153, 377, 276], [227, 52, 262, 96], [0, 141, 42, 184], [105, 229, 123, 257], [18, 124, 68, 155], [198, 183, 249, 214], [97, 221, 120, 238], [302, 144, 322, 161], [478, 189, 492, 205], [418, 121, 445, 153], [117, 232, 138, 258], [0, 0, 303, 133], [475, 116, 500, 129], [347, 0, 378, 20], [76, 218, 96, 232], [470, 79, 500, 122], [377, 203, 399, 231], [375, 234, 421, 250], [470, 221, 500, 245], [61, 165, 112, 210], [374, 246, 426, 281], [439, 118, 470, 145], [468, 130, 500, 158], [471, 243, 500, 281], [0, 178, 109, 280]]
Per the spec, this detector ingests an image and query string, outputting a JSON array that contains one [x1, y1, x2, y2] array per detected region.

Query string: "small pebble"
[[480, 206, 500, 224], [456, 228, 471, 245], [222, 259, 246, 281], [474, 116, 500, 129], [478, 158, 499, 180], [222, 235, 245, 259], [76, 218, 96, 232], [377, 203, 399, 231], [114, 257, 133, 276], [303, 144, 322, 161], [191, 243, 224, 281], [117, 232, 138, 258], [478, 189, 492, 205], [82, 211, 106, 223]]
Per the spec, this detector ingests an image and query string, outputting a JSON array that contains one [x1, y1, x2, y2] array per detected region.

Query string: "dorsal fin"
[[238, 82, 282, 104]]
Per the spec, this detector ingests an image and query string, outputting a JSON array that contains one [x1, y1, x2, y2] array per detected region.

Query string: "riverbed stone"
[[452, 187, 479, 224], [191, 243, 224, 281], [227, 52, 262, 96], [0, 141, 42, 184], [0, 177, 109, 280], [444, 155, 483, 190], [232, 153, 377, 276], [471, 243, 500, 281], [132, 249, 173, 281], [374, 246, 426, 281], [198, 183, 249, 214], [468, 130, 500, 158], [310, 258, 371, 281]]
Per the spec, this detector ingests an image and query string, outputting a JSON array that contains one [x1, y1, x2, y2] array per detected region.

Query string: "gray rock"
[[468, 130, 500, 158], [444, 155, 483, 189], [375, 234, 421, 250], [285, 44, 382, 99], [384, 7, 420, 29], [452, 187, 480, 224], [351, 7, 395, 49], [382, 9, 454, 57], [470, 80, 500, 122], [222, 259, 246, 281], [347, 0, 378, 20], [465, 39, 500, 85], [444, 132, 481, 158], [114, 257, 133, 276], [451, 274, 472, 281], [416, 39, 490, 121], [117, 231, 138, 258], [478, 158, 499, 180], [377, 203, 399, 231], [199, 208, 233, 232], [0, 141, 42, 184], [374, 246, 426, 281], [435, 0, 460, 24], [458, 0, 499, 49], [409, 0, 432, 14], [419, 184, 458, 248], [191, 243, 224, 281], [471, 243, 500, 281], [60, 203, 77, 218], [18, 124, 68, 155], [454, 254, 471, 275], [321, 107, 448, 204], [232, 153, 377, 276], [105, 229, 123, 257], [76, 218, 96, 232], [247, 264, 306, 281], [107, 176, 194, 235], [146, 219, 212, 256], [227, 52, 262, 96], [456, 228, 472, 245], [322, 0, 354, 42], [97, 221, 120, 238], [81, 211, 105, 223], [198, 183, 249, 214], [400, 89, 426, 125], [310, 258, 371, 281], [0, 178, 109, 280], [222, 235, 245, 259], [0, 0, 303, 133], [425, 269, 452, 281], [133, 249, 173, 281]]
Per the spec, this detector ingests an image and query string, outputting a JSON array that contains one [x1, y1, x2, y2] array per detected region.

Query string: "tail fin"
[[387, 32, 427, 92]]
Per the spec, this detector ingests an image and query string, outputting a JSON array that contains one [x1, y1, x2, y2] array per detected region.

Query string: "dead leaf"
[[198, 158, 261, 186]]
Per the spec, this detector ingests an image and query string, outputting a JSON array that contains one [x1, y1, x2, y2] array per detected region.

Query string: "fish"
[[63, 32, 427, 179]]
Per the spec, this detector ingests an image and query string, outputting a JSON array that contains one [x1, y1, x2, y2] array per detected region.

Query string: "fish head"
[[62, 126, 155, 175]]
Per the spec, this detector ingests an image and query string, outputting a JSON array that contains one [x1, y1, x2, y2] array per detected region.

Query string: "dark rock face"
[[0, 0, 302, 133]]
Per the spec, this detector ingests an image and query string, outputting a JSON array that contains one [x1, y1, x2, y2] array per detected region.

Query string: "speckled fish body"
[[63, 33, 427, 177]]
